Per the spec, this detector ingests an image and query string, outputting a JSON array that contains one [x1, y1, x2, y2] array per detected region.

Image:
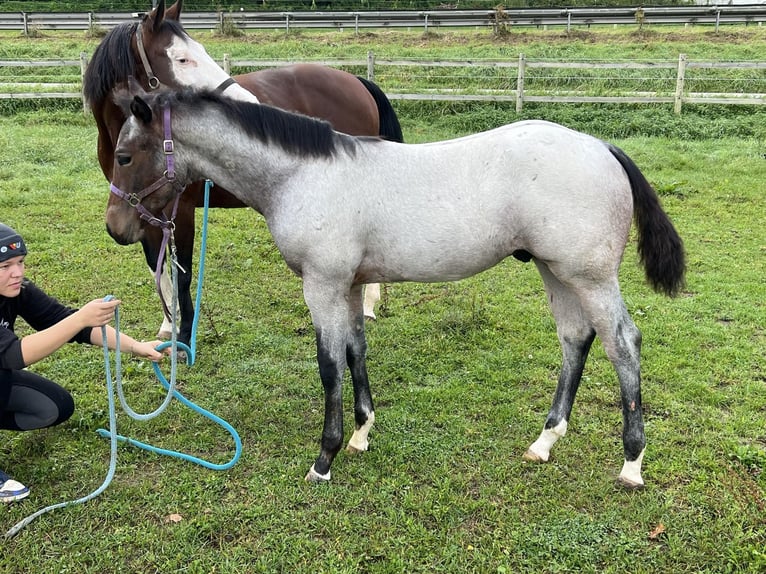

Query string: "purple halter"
[[109, 102, 183, 314]]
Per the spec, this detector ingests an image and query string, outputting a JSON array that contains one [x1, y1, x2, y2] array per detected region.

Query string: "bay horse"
[[107, 84, 685, 488], [83, 0, 403, 347]]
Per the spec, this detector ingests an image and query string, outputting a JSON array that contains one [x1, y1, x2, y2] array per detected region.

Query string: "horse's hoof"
[[522, 448, 547, 462], [157, 329, 173, 340], [616, 475, 645, 490], [304, 464, 331, 483], [346, 444, 366, 455], [364, 312, 377, 321]]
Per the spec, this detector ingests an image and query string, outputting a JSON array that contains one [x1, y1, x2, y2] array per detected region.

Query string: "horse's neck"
[[177, 115, 301, 213]]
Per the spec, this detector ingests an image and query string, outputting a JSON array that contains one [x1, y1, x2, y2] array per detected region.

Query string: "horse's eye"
[[117, 155, 131, 166], [178, 58, 188, 64]]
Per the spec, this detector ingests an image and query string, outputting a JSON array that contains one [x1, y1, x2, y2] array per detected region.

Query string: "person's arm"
[[19, 298, 122, 366]]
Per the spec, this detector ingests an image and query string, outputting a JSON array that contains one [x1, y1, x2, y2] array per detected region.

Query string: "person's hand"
[[77, 298, 122, 328], [130, 340, 168, 362]]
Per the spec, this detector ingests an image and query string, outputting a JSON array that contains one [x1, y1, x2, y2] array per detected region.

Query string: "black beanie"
[[0, 223, 27, 263]]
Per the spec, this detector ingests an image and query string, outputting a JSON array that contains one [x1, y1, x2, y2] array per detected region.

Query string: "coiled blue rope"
[[6, 181, 241, 538]]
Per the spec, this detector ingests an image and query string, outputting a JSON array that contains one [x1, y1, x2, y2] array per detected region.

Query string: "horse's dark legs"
[[346, 284, 375, 453], [302, 280, 352, 482], [142, 204, 196, 346], [525, 261, 596, 462], [170, 201, 197, 346], [530, 261, 646, 487]]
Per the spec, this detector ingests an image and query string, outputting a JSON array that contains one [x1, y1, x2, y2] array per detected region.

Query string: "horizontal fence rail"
[[1, 53, 765, 114], [0, 6, 765, 34]]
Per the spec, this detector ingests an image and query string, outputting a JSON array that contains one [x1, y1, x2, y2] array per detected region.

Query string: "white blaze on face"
[[165, 35, 259, 104]]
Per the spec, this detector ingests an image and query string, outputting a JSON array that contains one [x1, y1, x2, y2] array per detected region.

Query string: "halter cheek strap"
[[135, 23, 161, 90]]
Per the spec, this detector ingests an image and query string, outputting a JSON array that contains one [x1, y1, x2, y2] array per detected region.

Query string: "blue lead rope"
[[6, 181, 241, 539]]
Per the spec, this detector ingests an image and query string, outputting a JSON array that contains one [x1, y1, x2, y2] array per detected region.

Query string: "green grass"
[[0, 26, 765, 573]]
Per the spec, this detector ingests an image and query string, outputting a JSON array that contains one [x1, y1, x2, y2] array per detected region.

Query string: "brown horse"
[[83, 0, 403, 347]]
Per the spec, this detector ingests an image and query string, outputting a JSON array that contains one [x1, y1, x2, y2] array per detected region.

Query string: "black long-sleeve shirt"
[[0, 279, 93, 370]]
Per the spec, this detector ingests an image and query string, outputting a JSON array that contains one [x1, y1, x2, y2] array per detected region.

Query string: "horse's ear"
[[127, 76, 147, 98], [112, 76, 149, 114], [150, 0, 166, 33], [130, 96, 153, 125], [166, 0, 183, 21]]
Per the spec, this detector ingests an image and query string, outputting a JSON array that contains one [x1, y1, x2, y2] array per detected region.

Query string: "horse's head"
[[106, 81, 189, 245], [136, 0, 245, 96]]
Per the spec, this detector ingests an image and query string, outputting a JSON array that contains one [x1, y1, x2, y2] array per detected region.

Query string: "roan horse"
[[83, 0, 403, 346], [107, 85, 685, 487]]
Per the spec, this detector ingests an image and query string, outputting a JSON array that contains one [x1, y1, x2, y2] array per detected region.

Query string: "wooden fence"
[[1, 53, 765, 114]]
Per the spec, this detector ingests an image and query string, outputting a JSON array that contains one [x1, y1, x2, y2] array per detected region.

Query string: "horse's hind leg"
[[525, 261, 596, 464], [578, 287, 646, 488], [530, 262, 647, 487], [347, 284, 375, 453]]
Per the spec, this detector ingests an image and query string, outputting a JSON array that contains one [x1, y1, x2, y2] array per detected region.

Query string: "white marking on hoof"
[[618, 449, 645, 489], [524, 420, 568, 463], [347, 412, 375, 453], [304, 464, 331, 483], [522, 448, 547, 462]]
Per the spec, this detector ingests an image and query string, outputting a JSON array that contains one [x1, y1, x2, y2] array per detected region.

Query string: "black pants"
[[0, 369, 74, 431]]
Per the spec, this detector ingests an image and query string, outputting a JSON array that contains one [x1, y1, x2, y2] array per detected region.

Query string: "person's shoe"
[[0, 470, 29, 502]]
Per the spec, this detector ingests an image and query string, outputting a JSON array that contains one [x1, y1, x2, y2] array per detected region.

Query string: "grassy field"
[[0, 25, 765, 573]]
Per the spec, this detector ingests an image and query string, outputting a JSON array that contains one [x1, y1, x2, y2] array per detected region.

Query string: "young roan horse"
[[107, 85, 685, 488], [83, 0, 402, 347]]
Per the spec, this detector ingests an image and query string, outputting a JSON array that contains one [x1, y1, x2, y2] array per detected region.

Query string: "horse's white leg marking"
[[618, 448, 645, 488], [524, 420, 568, 462], [347, 411, 375, 453], [305, 464, 331, 483], [362, 283, 381, 320], [155, 266, 175, 340]]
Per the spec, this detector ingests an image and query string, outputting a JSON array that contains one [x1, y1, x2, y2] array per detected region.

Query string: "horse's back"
[[237, 64, 379, 136], [346, 121, 634, 282]]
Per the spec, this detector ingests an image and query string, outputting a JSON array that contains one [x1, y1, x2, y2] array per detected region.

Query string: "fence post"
[[516, 53, 526, 113], [22, 12, 28, 36], [367, 51, 375, 82], [223, 53, 231, 75], [674, 53, 686, 115], [80, 52, 89, 114]]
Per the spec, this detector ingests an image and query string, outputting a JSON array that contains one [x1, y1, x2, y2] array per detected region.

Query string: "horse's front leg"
[[140, 226, 173, 338], [303, 279, 352, 483], [346, 284, 375, 453], [171, 200, 198, 347]]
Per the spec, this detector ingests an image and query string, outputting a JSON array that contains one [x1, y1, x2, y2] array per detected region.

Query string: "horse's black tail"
[[356, 76, 404, 143], [607, 143, 686, 297]]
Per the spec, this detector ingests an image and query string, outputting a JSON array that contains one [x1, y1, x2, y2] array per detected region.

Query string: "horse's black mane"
[[83, 19, 189, 106], [155, 88, 362, 159]]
